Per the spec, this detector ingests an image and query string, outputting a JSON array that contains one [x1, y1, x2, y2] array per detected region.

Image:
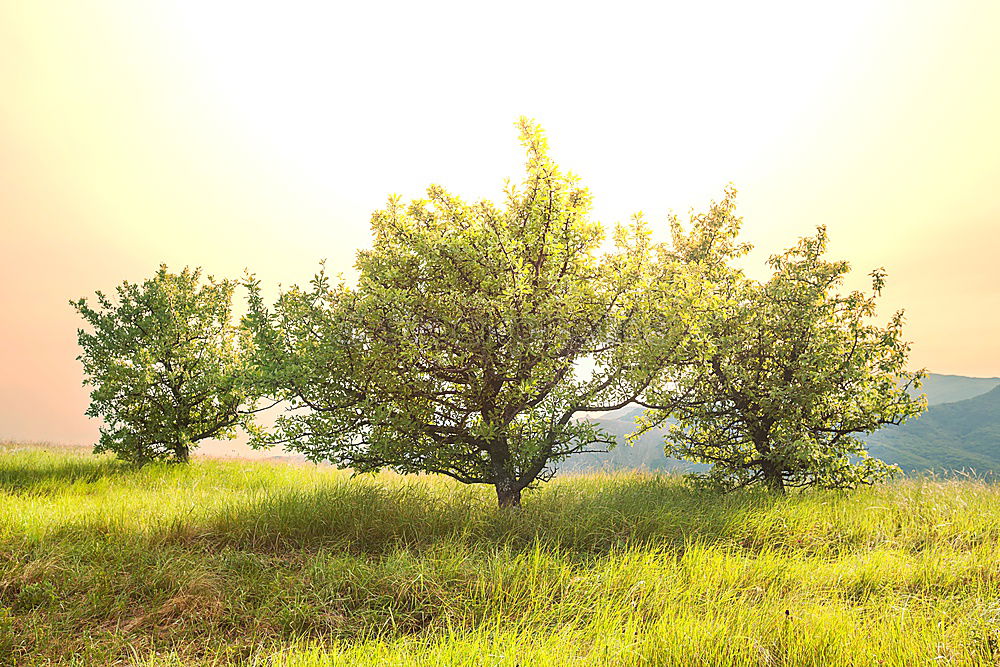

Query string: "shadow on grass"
[[1, 449, 787, 557], [0, 450, 133, 494], [178, 473, 782, 557]]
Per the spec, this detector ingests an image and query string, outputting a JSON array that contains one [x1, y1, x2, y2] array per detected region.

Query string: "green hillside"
[[561, 374, 1000, 474], [867, 384, 1000, 473], [3, 444, 1000, 665], [557, 408, 693, 474]]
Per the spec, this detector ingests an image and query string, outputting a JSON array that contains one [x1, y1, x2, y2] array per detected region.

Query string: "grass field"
[[2, 443, 1000, 665]]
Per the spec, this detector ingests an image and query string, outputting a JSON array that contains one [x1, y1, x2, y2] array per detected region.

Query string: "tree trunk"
[[754, 430, 784, 494], [766, 474, 786, 494], [761, 462, 786, 494], [487, 436, 522, 508], [495, 480, 522, 508], [174, 443, 190, 464]]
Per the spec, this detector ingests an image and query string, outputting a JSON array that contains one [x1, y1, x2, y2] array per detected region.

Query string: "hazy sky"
[[1, 0, 998, 446]]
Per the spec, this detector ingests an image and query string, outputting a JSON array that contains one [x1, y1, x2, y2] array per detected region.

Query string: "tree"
[[639, 226, 926, 492], [72, 265, 256, 464], [245, 119, 717, 507]]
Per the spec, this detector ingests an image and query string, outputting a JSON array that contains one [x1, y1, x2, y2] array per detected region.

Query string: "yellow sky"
[[1, 0, 998, 445]]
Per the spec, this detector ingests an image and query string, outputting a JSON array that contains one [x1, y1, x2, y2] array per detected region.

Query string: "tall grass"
[[1, 443, 999, 665]]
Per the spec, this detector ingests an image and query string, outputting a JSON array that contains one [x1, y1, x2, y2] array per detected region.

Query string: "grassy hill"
[[561, 373, 1000, 474], [2, 444, 1000, 665]]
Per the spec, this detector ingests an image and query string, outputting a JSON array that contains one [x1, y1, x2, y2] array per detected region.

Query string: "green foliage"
[[643, 226, 926, 492], [3, 445, 1000, 665], [245, 119, 709, 506], [72, 266, 255, 464]]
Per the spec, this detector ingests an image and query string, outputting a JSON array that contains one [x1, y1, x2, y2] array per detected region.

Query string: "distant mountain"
[[867, 384, 1000, 473], [910, 374, 1000, 406], [558, 407, 690, 474], [558, 373, 1000, 475]]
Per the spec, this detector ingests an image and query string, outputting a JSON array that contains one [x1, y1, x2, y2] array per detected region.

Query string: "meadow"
[[2, 443, 1000, 666]]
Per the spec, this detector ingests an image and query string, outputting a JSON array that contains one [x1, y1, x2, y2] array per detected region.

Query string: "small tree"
[[245, 119, 716, 507], [641, 226, 926, 492], [72, 265, 255, 463]]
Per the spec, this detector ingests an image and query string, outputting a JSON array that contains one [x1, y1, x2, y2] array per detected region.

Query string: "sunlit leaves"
[[72, 266, 255, 463], [244, 119, 702, 506], [647, 226, 925, 492]]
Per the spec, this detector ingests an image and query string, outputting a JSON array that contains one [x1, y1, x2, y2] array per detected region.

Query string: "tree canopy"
[[70, 121, 923, 501], [72, 266, 255, 464], [245, 119, 721, 506], [639, 227, 926, 492]]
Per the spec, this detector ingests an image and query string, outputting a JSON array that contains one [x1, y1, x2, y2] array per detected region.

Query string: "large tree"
[[72, 266, 256, 464], [245, 120, 728, 506], [639, 227, 926, 492]]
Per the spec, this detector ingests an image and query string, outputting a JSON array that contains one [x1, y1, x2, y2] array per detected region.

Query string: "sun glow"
[[1, 1, 998, 445]]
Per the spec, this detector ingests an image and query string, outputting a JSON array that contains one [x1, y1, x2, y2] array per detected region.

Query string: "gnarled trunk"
[[495, 478, 522, 508], [754, 428, 784, 494], [766, 473, 786, 494], [487, 435, 522, 508], [761, 460, 786, 494]]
